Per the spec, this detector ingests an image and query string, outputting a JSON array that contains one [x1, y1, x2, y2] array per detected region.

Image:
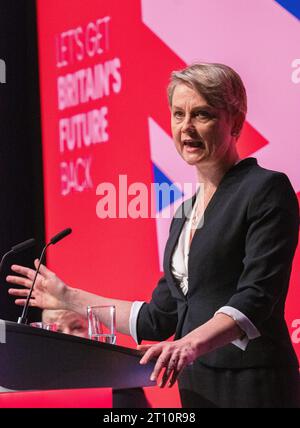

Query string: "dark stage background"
[[0, 0, 43, 322]]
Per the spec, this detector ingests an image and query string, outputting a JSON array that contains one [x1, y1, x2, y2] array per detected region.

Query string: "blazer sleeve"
[[136, 275, 178, 343], [226, 172, 299, 329]]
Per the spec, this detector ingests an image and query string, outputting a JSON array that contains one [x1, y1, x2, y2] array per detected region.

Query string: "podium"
[[0, 320, 155, 407]]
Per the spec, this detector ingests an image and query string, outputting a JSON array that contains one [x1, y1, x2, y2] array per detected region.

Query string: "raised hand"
[[6, 259, 68, 310]]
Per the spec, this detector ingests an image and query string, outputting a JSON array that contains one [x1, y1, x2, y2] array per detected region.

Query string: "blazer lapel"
[[163, 195, 196, 292]]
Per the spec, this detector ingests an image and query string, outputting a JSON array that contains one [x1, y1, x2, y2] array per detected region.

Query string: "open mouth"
[[183, 139, 205, 149]]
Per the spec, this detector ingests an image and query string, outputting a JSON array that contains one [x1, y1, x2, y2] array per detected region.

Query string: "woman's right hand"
[[6, 259, 68, 310]]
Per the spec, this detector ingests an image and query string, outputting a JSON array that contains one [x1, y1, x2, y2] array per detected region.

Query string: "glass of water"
[[87, 305, 116, 345]]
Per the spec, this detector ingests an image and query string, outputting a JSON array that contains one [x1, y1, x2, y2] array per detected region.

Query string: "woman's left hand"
[[137, 337, 201, 388]]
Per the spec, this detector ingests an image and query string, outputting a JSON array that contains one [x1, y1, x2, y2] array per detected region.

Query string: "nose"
[[181, 113, 194, 133]]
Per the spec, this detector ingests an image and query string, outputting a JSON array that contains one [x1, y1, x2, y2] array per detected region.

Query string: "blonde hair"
[[167, 63, 247, 120]]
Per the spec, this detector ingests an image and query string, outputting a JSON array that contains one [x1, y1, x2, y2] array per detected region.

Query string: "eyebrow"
[[172, 105, 214, 111]]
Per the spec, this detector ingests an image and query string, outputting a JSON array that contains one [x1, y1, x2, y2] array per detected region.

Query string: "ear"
[[231, 112, 245, 137]]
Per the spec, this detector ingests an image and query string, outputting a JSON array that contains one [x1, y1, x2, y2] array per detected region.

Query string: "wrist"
[[63, 286, 86, 315], [181, 331, 207, 357], [61, 284, 75, 311]]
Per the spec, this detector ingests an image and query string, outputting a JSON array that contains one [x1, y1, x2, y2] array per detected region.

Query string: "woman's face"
[[171, 84, 235, 166]]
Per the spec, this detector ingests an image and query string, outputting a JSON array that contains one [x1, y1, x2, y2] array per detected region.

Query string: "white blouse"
[[170, 190, 201, 295]]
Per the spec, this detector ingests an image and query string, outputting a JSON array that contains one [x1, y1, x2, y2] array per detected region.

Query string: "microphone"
[[50, 228, 72, 245], [0, 238, 36, 275], [17, 228, 72, 325], [11, 239, 36, 254]]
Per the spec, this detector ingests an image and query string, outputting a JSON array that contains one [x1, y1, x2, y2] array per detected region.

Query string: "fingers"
[[168, 368, 182, 388], [7, 261, 53, 288], [7, 262, 54, 284], [160, 355, 179, 388], [6, 274, 33, 289], [34, 259, 55, 278], [14, 299, 26, 306], [9, 265, 36, 281], [139, 345, 161, 365], [147, 350, 181, 388], [139, 339, 197, 389], [137, 344, 153, 352], [151, 350, 171, 383], [139, 345, 170, 384], [139, 344, 174, 384], [14, 299, 36, 307], [8, 288, 37, 308], [8, 288, 31, 297]]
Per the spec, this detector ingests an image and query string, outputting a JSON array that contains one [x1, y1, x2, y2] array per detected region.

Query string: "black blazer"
[[137, 158, 299, 369]]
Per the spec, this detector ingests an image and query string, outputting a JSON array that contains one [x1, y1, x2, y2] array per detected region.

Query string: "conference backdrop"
[[36, 0, 300, 406]]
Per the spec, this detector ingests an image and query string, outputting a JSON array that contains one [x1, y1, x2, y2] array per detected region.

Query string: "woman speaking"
[[6, 63, 300, 408]]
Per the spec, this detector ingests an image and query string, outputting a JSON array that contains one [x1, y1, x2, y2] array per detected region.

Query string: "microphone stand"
[[17, 243, 50, 325], [17, 228, 72, 325]]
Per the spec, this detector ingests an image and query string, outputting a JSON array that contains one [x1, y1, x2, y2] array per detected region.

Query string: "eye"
[[194, 110, 212, 119], [173, 110, 184, 119]]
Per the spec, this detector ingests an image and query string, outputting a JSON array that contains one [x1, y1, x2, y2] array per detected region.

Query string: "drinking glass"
[[87, 305, 116, 344]]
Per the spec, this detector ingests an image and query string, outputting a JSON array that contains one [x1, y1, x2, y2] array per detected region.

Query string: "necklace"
[[191, 199, 203, 227], [189, 203, 202, 244], [191, 185, 216, 229]]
